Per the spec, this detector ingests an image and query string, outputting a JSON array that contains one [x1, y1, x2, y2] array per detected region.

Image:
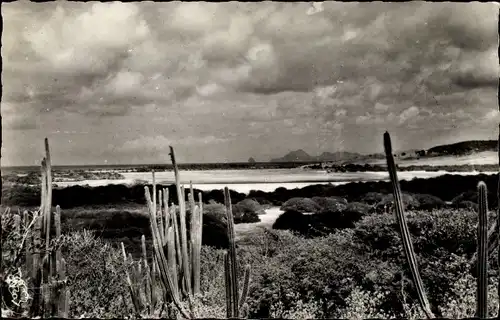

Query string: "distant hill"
[[271, 140, 498, 163], [271, 149, 313, 162], [426, 140, 497, 156], [271, 149, 368, 162]]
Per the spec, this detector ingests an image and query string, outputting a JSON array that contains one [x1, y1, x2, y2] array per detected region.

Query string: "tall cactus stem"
[[191, 205, 201, 296], [171, 203, 183, 274], [121, 242, 141, 314], [163, 188, 170, 243], [54, 205, 62, 274], [141, 235, 152, 307], [145, 186, 191, 319], [158, 189, 165, 246], [224, 252, 234, 318], [44, 138, 52, 252], [40, 158, 47, 230], [477, 181, 489, 318], [224, 187, 239, 317], [151, 255, 157, 310], [170, 146, 191, 298], [152, 170, 157, 228], [384, 132, 434, 319], [167, 226, 179, 298], [239, 264, 251, 311], [198, 192, 203, 216], [32, 215, 42, 280]]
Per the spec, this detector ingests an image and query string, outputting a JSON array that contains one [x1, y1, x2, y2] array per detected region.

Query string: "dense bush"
[[412, 193, 447, 210], [272, 210, 311, 236], [280, 197, 321, 213], [241, 229, 374, 318], [200, 213, 229, 249], [273, 201, 374, 238], [312, 196, 348, 213], [60, 230, 130, 318], [236, 199, 266, 215], [453, 200, 479, 211], [344, 202, 372, 217], [352, 209, 487, 313], [202, 202, 226, 221], [62, 206, 230, 252], [232, 199, 263, 223], [358, 192, 386, 204], [196, 199, 263, 224], [372, 193, 420, 213], [1, 184, 247, 209]]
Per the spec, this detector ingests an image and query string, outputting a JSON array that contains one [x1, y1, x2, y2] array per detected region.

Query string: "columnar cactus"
[[223, 187, 251, 318], [477, 181, 489, 318], [122, 146, 252, 319], [383, 132, 434, 319], [170, 146, 192, 297], [27, 138, 69, 318]]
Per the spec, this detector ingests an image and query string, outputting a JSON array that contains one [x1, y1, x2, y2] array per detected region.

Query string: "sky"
[[2, 1, 499, 166]]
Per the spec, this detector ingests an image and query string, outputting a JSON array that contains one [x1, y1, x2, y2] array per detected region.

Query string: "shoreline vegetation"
[[2, 171, 498, 210]]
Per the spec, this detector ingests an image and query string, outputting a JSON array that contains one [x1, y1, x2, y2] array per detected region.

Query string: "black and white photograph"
[[1, 1, 499, 318]]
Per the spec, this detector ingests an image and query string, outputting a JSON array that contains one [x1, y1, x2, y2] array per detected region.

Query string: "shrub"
[[200, 213, 229, 249], [60, 230, 130, 318], [1, 211, 32, 316], [272, 210, 310, 236], [202, 203, 226, 221], [309, 209, 364, 234], [236, 199, 266, 215], [280, 197, 321, 213], [244, 230, 370, 318], [344, 202, 371, 217], [452, 200, 478, 211], [353, 209, 483, 312], [312, 196, 348, 213], [358, 192, 386, 205], [372, 193, 420, 213], [232, 199, 263, 224], [438, 273, 499, 318], [412, 194, 446, 211]]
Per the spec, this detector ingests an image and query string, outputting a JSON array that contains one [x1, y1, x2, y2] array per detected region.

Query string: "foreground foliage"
[[2, 206, 500, 318]]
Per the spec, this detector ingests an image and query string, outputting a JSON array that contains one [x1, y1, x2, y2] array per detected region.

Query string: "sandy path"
[[234, 207, 284, 240]]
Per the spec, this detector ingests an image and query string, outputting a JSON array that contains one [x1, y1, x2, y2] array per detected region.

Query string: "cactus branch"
[[384, 132, 434, 319]]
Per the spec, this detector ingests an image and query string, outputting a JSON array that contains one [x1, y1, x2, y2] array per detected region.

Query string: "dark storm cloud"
[[2, 1, 498, 165]]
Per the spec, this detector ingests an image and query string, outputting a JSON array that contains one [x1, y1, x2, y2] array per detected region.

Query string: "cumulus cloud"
[[2, 1, 498, 165], [398, 106, 420, 125]]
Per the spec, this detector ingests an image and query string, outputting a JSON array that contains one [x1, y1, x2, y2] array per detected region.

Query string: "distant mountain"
[[426, 140, 497, 156], [248, 157, 256, 163], [271, 149, 313, 162], [271, 149, 368, 162]]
